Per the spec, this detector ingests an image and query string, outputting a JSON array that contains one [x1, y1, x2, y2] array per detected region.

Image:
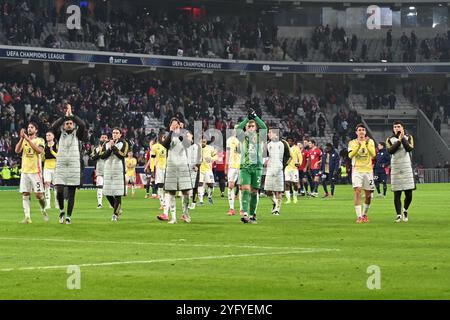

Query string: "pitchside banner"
[[2, 45, 450, 74]]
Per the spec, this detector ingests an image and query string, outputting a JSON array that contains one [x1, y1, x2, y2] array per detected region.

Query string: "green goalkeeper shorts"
[[240, 166, 263, 189]]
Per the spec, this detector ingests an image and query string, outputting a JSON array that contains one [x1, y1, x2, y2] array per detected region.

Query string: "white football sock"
[[163, 193, 171, 215], [45, 188, 51, 207], [158, 188, 165, 206], [182, 194, 189, 216], [285, 190, 291, 200], [208, 186, 213, 198], [228, 188, 235, 210], [97, 188, 103, 205], [22, 195, 31, 218], [198, 186, 204, 202], [271, 194, 277, 206], [37, 195, 46, 211], [170, 194, 176, 220], [355, 205, 362, 218], [363, 204, 370, 215]]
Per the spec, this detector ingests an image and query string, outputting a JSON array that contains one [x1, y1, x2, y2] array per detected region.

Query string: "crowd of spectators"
[[291, 26, 450, 63], [1, 68, 353, 171], [307, 24, 360, 62], [258, 82, 355, 149], [402, 82, 450, 134], [365, 91, 397, 110], [2, 1, 450, 63], [0, 70, 244, 167], [91, 10, 281, 61], [0, 1, 281, 60]]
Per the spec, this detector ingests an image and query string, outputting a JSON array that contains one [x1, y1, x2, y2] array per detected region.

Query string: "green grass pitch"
[[0, 184, 449, 300]]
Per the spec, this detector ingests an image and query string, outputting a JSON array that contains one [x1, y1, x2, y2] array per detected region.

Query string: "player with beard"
[[51, 104, 88, 225], [15, 123, 47, 223]]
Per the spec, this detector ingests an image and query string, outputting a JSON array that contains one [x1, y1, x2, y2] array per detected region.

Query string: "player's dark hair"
[[28, 122, 39, 131], [310, 139, 316, 145], [393, 120, 404, 127], [112, 127, 122, 134], [355, 123, 366, 130], [169, 117, 180, 125], [379, 142, 386, 148], [326, 143, 333, 148]]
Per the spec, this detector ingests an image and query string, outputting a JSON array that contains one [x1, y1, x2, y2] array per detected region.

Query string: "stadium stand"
[[0, 69, 350, 168], [1, 2, 449, 63]]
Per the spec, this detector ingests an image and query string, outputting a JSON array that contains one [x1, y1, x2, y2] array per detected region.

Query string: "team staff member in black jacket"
[[320, 143, 340, 198], [374, 142, 391, 198]]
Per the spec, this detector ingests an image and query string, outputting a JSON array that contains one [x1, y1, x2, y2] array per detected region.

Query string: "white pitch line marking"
[[0, 250, 330, 272], [0, 237, 340, 252]]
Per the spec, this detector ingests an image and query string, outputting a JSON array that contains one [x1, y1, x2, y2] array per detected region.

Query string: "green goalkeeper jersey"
[[237, 116, 267, 168]]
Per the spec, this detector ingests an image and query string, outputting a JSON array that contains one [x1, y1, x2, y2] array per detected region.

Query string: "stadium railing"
[[421, 169, 450, 184]]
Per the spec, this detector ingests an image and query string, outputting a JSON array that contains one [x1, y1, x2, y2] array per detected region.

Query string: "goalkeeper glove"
[[248, 108, 257, 120]]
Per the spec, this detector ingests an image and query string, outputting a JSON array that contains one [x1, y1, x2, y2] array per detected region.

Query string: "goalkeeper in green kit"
[[237, 108, 267, 224]]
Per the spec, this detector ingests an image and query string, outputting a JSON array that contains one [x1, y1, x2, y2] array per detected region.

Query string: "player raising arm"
[[237, 108, 267, 224], [52, 104, 88, 225]]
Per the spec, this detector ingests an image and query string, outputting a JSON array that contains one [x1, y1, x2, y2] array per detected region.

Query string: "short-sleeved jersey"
[[309, 147, 322, 170], [214, 151, 226, 172], [299, 149, 309, 171], [226, 136, 241, 169], [286, 145, 302, 171], [43, 143, 58, 170], [21, 137, 45, 174], [348, 139, 376, 173], [151, 143, 167, 170], [125, 157, 137, 177], [200, 145, 217, 173]]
